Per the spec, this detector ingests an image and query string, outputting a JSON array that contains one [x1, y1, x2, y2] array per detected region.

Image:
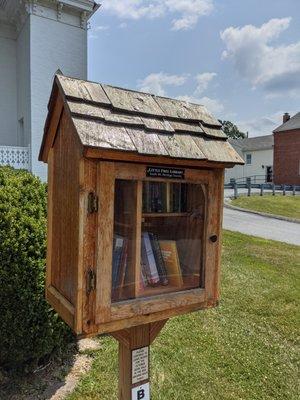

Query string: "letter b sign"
[[132, 383, 150, 400]]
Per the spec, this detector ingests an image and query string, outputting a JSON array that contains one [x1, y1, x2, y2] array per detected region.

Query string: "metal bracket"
[[88, 192, 98, 214], [87, 269, 96, 294]]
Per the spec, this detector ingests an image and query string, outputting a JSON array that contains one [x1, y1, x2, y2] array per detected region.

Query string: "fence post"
[[272, 183, 276, 196], [234, 183, 238, 199], [293, 185, 296, 196], [230, 178, 236, 189], [283, 185, 286, 196], [260, 184, 264, 196], [246, 177, 251, 196]]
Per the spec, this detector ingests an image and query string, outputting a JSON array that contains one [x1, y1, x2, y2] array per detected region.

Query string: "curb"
[[224, 200, 300, 224]]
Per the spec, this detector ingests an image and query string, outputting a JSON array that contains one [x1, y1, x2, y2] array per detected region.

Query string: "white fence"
[[0, 146, 30, 170]]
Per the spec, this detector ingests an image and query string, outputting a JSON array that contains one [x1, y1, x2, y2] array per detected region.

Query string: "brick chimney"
[[283, 113, 290, 123]]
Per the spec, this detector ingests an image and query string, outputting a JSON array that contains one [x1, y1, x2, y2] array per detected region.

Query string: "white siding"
[[17, 17, 31, 151], [30, 14, 88, 180], [0, 24, 17, 146], [225, 148, 273, 183]]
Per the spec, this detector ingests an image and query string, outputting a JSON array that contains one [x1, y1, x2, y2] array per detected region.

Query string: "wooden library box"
[[39, 74, 243, 337]]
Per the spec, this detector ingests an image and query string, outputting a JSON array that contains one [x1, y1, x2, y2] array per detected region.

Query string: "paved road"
[[223, 207, 300, 246]]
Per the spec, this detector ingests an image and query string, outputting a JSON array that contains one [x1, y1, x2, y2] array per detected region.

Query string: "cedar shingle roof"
[[40, 74, 244, 165]]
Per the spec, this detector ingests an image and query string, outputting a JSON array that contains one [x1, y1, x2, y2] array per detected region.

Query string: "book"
[[159, 240, 183, 287], [115, 238, 128, 298], [141, 232, 160, 286], [112, 236, 124, 290], [148, 233, 169, 285]]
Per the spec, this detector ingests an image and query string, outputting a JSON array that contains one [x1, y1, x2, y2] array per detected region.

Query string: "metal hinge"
[[87, 269, 96, 294], [87, 192, 98, 214]]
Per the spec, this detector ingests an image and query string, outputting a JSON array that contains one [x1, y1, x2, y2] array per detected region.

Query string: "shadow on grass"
[[0, 342, 79, 400]]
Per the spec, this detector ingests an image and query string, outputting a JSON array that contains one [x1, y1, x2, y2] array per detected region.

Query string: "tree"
[[219, 120, 246, 139]]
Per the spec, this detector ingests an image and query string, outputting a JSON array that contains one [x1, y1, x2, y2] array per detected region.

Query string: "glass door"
[[111, 179, 206, 302]]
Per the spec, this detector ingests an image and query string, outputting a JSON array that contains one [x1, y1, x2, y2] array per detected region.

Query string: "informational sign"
[[132, 383, 150, 400], [132, 347, 149, 385], [146, 166, 185, 179]]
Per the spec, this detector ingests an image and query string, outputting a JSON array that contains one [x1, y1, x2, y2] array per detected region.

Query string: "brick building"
[[273, 112, 300, 185]]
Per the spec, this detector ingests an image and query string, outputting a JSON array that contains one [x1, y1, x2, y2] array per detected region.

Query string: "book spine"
[[116, 238, 128, 293], [112, 237, 124, 289], [142, 232, 160, 285], [149, 233, 169, 285]]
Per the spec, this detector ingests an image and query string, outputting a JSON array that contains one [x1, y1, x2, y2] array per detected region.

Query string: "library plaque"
[[132, 347, 149, 385], [146, 166, 185, 179]]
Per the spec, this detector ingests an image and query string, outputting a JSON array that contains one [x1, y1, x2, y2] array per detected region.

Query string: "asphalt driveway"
[[223, 207, 300, 246]]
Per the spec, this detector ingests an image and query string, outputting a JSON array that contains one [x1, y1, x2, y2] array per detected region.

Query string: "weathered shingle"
[[41, 74, 244, 165]]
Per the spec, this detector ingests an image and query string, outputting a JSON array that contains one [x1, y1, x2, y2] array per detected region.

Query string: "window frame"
[[93, 162, 222, 329], [246, 153, 252, 165]]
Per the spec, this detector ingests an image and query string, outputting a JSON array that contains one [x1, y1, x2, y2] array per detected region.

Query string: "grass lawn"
[[231, 194, 300, 220], [67, 231, 300, 400]]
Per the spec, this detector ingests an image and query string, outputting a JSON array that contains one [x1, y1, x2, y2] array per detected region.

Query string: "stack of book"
[[112, 232, 184, 300], [140, 232, 183, 289]]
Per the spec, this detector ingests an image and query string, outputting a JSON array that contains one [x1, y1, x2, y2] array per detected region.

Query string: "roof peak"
[[274, 111, 300, 133]]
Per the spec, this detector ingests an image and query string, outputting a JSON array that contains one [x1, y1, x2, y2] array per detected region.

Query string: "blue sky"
[[88, 0, 300, 137]]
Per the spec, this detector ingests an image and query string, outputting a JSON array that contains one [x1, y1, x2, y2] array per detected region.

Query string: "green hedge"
[[0, 166, 72, 371]]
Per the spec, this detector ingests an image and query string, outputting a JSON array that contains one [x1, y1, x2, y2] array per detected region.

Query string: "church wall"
[[0, 24, 18, 146], [30, 14, 88, 180], [17, 17, 32, 152]]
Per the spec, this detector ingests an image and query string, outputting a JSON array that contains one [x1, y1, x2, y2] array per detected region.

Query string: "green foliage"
[[219, 120, 246, 139], [232, 194, 300, 220], [67, 232, 299, 400], [0, 166, 72, 371]]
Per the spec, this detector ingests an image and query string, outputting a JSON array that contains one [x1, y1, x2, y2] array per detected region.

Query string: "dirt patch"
[[0, 339, 100, 400]]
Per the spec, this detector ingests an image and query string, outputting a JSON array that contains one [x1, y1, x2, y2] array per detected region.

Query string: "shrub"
[[0, 166, 72, 371]]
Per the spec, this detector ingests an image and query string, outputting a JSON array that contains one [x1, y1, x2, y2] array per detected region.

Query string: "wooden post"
[[293, 185, 296, 196], [112, 321, 168, 400], [283, 185, 286, 196], [272, 183, 275, 196]]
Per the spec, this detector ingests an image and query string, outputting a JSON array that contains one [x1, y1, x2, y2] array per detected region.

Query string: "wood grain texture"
[[39, 92, 64, 162], [118, 324, 151, 400], [50, 111, 82, 308], [84, 147, 237, 168], [95, 162, 115, 324], [150, 320, 168, 344], [80, 300, 216, 337], [57, 75, 111, 105], [111, 288, 205, 321], [46, 286, 75, 329], [46, 148, 54, 292], [80, 159, 98, 334]]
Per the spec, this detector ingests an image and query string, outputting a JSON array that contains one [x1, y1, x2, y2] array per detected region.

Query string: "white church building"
[[0, 0, 99, 180]]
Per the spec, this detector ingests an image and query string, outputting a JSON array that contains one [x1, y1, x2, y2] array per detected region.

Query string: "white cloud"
[[221, 18, 300, 97], [195, 72, 217, 95], [102, 0, 214, 30], [178, 95, 224, 115], [138, 72, 188, 96], [138, 70, 223, 116], [95, 25, 109, 31], [237, 111, 297, 137]]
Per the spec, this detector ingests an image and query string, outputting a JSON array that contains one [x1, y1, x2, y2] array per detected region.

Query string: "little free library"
[[39, 74, 243, 399]]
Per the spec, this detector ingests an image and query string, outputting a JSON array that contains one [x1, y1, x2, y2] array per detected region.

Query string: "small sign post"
[[113, 322, 167, 400]]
